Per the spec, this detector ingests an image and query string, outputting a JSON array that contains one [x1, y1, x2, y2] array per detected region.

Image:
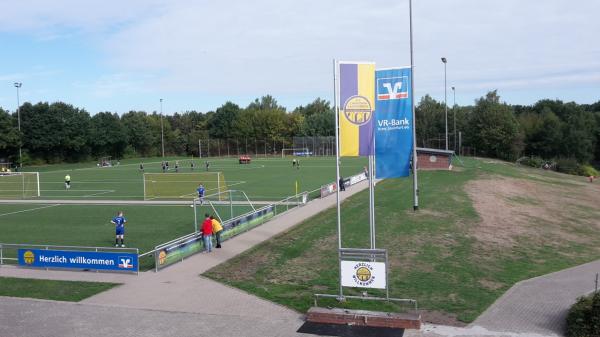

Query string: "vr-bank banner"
[[18, 248, 138, 272], [375, 67, 413, 178], [339, 62, 376, 157]]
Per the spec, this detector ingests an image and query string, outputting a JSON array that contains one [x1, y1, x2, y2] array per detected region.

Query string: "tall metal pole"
[[452, 86, 456, 152], [409, 0, 419, 211], [160, 98, 165, 158], [442, 57, 448, 150], [14, 83, 23, 168], [333, 59, 343, 299]]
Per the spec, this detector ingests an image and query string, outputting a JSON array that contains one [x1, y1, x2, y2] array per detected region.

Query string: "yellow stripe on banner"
[[358, 63, 375, 107], [340, 111, 358, 156]]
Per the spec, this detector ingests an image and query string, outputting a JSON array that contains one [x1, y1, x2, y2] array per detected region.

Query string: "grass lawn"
[[0, 156, 366, 270], [0, 277, 119, 301], [204, 157, 600, 323], [15, 156, 366, 201]]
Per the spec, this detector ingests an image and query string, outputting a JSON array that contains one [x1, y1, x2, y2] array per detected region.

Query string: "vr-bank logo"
[[377, 76, 408, 100], [118, 257, 133, 269]]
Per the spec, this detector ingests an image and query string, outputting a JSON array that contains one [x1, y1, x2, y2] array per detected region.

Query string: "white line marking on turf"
[[83, 190, 115, 197], [0, 204, 61, 217]]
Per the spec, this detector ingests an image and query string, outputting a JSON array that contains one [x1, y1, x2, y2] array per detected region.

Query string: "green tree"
[[207, 102, 240, 139], [561, 105, 596, 163], [121, 111, 157, 156], [415, 95, 445, 148], [466, 91, 522, 160], [89, 112, 128, 158], [0, 108, 20, 162]]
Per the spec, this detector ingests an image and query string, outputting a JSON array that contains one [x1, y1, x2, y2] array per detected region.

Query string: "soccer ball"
[[189, 204, 194, 208]]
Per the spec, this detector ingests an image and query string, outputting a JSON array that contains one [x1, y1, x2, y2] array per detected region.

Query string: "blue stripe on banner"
[[375, 68, 413, 178]]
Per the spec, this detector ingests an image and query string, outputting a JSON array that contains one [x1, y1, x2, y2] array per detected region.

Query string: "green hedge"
[[566, 292, 600, 337]]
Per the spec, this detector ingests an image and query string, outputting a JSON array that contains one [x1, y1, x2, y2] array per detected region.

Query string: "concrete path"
[[0, 181, 368, 337], [472, 259, 600, 336]]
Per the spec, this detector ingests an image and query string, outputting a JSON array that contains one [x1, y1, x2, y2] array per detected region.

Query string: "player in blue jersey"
[[197, 183, 205, 205], [111, 211, 127, 247]]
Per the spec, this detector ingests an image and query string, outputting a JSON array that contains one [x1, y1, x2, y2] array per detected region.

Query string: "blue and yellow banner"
[[18, 248, 138, 272], [339, 62, 376, 157], [375, 67, 413, 178]]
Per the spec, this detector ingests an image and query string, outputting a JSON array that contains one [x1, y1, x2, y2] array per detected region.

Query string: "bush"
[[581, 164, 599, 178], [556, 157, 581, 175], [566, 292, 600, 337], [517, 156, 546, 168]]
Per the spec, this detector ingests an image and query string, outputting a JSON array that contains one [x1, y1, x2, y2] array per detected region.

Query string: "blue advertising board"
[[18, 248, 138, 272], [375, 67, 413, 178]]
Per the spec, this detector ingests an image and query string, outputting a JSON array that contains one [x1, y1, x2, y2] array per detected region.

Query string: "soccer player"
[[64, 174, 71, 189], [175, 161, 179, 173], [139, 163, 144, 172], [111, 211, 127, 247], [197, 183, 205, 205], [202, 214, 213, 252], [205, 161, 210, 171], [292, 159, 296, 168], [190, 161, 195, 171], [211, 215, 223, 248]]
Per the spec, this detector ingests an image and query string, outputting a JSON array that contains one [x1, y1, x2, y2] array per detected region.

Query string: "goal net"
[[143, 172, 227, 200], [281, 148, 310, 157], [192, 189, 257, 227], [0, 172, 40, 199]]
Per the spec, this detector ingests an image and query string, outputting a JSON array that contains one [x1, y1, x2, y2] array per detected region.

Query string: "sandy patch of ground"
[[465, 176, 600, 249]]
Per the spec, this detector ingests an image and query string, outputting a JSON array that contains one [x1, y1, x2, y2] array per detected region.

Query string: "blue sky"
[[1, 0, 599, 115]]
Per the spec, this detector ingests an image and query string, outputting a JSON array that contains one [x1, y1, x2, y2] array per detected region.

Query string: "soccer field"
[[0, 156, 366, 267], [18, 156, 366, 201]]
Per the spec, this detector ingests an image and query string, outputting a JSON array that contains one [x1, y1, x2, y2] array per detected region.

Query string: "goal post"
[[281, 148, 310, 158], [0, 172, 40, 199], [143, 172, 227, 200]]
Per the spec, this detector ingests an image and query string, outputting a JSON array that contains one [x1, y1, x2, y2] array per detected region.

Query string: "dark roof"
[[416, 147, 455, 155]]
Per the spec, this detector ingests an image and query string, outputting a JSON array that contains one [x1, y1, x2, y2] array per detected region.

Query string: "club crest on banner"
[[343, 95, 373, 125], [377, 76, 409, 100]]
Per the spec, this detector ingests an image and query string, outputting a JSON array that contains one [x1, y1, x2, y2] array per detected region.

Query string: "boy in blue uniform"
[[111, 211, 127, 247], [197, 184, 205, 205]]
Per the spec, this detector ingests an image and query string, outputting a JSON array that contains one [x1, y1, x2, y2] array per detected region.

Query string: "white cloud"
[[1, 0, 599, 107]]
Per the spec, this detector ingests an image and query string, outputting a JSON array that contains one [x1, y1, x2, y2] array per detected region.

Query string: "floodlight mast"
[[160, 98, 165, 158], [452, 86, 456, 152], [441, 57, 448, 151], [14, 82, 22, 168]]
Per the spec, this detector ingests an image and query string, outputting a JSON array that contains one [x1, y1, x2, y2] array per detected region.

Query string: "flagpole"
[[409, 0, 419, 211], [333, 59, 343, 299]]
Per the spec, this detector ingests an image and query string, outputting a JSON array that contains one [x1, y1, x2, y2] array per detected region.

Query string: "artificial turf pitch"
[[0, 156, 366, 261]]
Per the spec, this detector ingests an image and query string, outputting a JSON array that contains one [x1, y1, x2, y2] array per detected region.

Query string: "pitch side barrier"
[[143, 188, 321, 271], [320, 171, 368, 198], [0, 243, 139, 274]]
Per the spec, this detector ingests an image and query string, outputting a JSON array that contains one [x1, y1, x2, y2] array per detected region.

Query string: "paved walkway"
[[472, 259, 600, 336], [0, 181, 368, 337]]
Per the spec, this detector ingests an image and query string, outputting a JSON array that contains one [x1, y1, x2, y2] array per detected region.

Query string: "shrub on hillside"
[[517, 156, 546, 168], [565, 292, 600, 337], [556, 157, 580, 175], [581, 164, 599, 178]]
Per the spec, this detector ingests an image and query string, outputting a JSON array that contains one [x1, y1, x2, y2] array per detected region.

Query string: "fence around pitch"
[[140, 187, 321, 271], [0, 243, 139, 274], [196, 137, 336, 158]]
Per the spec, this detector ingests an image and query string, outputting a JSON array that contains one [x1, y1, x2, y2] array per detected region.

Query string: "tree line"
[[0, 91, 598, 171]]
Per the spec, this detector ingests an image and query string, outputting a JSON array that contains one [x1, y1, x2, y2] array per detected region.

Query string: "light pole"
[[451, 86, 456, 152], [160, 98, 165, 158], [441, 57, 448, 150], [14, 82, 22, 168]]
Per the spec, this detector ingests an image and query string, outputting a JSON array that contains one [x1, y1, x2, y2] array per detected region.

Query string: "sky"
[[0, 0, 599, 115]]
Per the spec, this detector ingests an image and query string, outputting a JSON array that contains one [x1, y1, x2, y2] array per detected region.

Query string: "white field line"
[[0, 204, 61, 217], [83, 190, 115, 197]]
